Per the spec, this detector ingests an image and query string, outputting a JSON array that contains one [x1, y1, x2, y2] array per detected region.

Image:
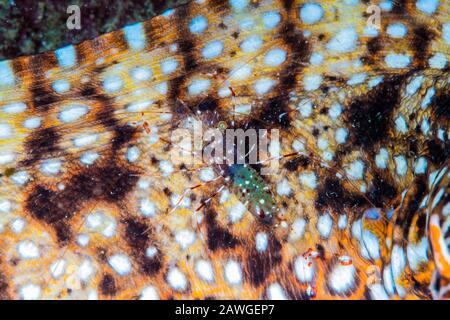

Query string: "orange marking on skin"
[[429, 214, 450, 279]]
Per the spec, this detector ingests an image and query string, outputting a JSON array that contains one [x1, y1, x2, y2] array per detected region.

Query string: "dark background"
[[0, 0, 188, 60]]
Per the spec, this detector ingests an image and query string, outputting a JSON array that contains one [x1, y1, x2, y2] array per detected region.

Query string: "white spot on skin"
[[303, 74, 322, 91], [52, 79, 71, 93], [108, 254, 132, 276], [230, 0, 248, 11], [255, 232, 268, 252], [0, 123, 13, 139], [0, 60, 15, 86], [80, 151, 99, 165], [175, 229, 196, 250], [0, 153, 15, 165], [385, 53, 411, 68], [395, 115, 408, 133], [40, 159, 62, 175], [290, 218, 306, 241], [346, 160, 364, 180], [17, 240, 40, 259], [298, 100, 312, 117], [77, 234, 90, 247], [421, 87, 435, 109], [230, 64, 252, 80], [160, 59, 178, 74], [126, 146, 140, 163], [335, 128, 348, 144], [375, 148, 389, 169], [20, 283, 41, 300], [188, 79, 211, 96], [443, 23, 450, 45], [49, 259, 66, 279], [299, 172, 317, 189], [326, 27, 358, 53], [391, 245, 406, 297], [328, 258, 356, 294], [299, 3, 324, 24], [317, 136, 328, 150], [159, 160, 174, 176], [383, 265, 395, 296], [146, 246, 158, 258], [369, 283, 389, 300], [59, 104, 89, 123], [386, 23, 408, 38], [102, 75, 124, 93], [338, 214, 347, 229], [140, 198, 157, 217], [140, 286, 159, 300], [167, 267, 188, 291], [228, 201, 247, 223], [317, 213, 333, 239], [294, 256, 314, 283], [277, 178, 292, 196], [3, 102, 27, 113], [224, 260, 243, 285], [130, 67, 152, 81], [328, 102, 342, 119], [362, 230, 381, 260], [267, 283, 288, 300], [23, 117, 41, 129], [73, 133, 98, 148], [202, 40, 224, 59], [200, 168, 215, 182], [407, 237, 429, 271], [55, 45, 76, 68], [416, 0, 440, 15], [264, 48, 286, 67], [123, 23, 146, 51], [195, 260, 215, 282], [78, 259, 95, 281], [189, 15, 208, 33], [262, 11, 281, 29], [254, 78, 276, 95], [394, 155, 408, 176], [414, 157, 427, 174], [240, 35, 263, 53], [347, 73, 367, 86], [406, 76, 424, 95], [310, 52, 323, 65], [11, 218, 26, 233]]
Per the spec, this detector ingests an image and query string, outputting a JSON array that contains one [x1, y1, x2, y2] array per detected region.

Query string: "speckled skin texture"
[[0, 0, 448, 300]]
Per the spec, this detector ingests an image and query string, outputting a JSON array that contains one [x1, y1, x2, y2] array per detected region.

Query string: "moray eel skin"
[[0, 0, 448, 300]]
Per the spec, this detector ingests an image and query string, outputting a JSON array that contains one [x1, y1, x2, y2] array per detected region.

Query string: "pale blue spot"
[[155, 82, 168, 95], [230, 0, 248, 11], [0, 60, 15, 86], [123, 23, 146, 51], [414, 157, 428, 174], [368, 76, 383, 88], [230, 63, 252, 80], [130, 67, 152, 81], [365, 208, 380, 220], [344, 0, 359, 5], [406, 76, 424, 95], [262, 11, 281, 29], [202, 40, 224, 59], [385, 53, 411, 68], [303, 74, 322, 91], [59, 104, 89, 123], [329, 102, 342, 119], [429, 53, 447, 69], [395, 115, 408, 133], [52, 79, 70, 93], [254, 78, 276, 95], [239, 17, 255, 30], [161, 9, 174, 17], [55, 45, 76, 68], [3, 102, 26, 113], [189, 15, 208, 34], [40, 159, 61, 176], [80, 152, 99, 165], [188, 79, 211, 95], [363, 26, 379, 37], [103, 75, 124, 92], [310, 52, 323, 65], [300, 3, 324, 25], [326, 27, 358, 53], [386, 23, 407, 38], [23, 117, 41, 129], [127, 146, 140, 163], [347, 73, 367, 86], [160, 59, 178, 74], [380, 0, 393, 11], [421, 87, 435, 109], [335, 128, 348, 144], [240, 35, 263, 53], [264, 48, 286, 67], [443, 23, 450, 45], [416, 0, 440, 15]]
